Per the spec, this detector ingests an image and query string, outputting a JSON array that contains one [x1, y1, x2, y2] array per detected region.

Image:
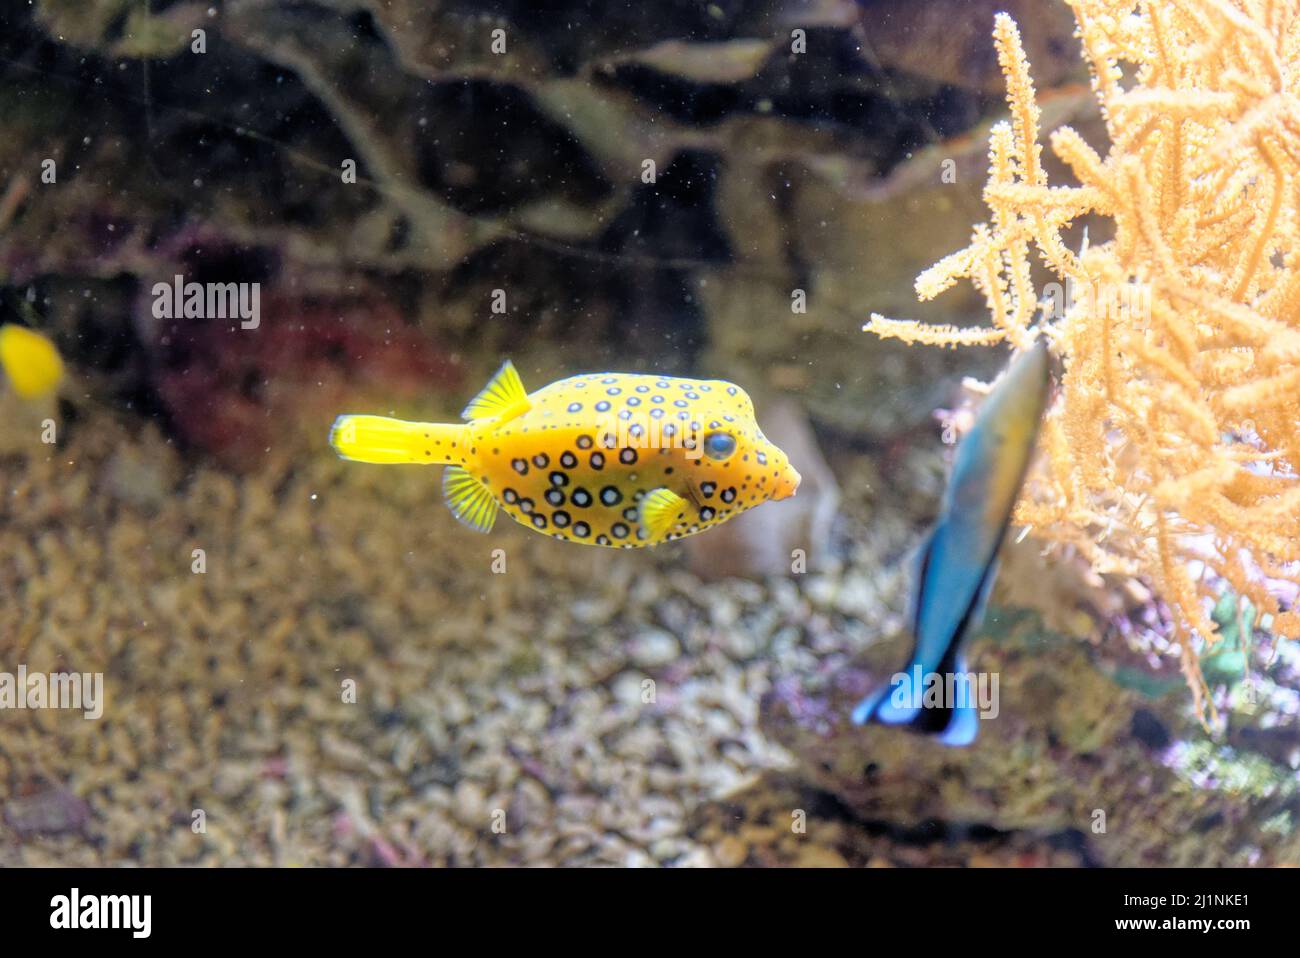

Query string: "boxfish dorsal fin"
[[462, 359, 531, 423], [442, 465, 499, 532], [639, 487, 688, 540]]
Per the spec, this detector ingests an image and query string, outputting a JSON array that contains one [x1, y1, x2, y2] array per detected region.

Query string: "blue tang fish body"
[[852, 340, 1051, 745]]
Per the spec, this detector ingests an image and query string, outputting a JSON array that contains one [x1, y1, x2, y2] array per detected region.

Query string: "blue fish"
[[852, 340, 1051, 745]]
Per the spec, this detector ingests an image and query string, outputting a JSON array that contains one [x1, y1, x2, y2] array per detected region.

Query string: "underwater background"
[[1, 0, 1298, 867]]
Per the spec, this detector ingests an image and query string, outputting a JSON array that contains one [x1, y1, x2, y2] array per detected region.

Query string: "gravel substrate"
[[0, 411, 947, 866]]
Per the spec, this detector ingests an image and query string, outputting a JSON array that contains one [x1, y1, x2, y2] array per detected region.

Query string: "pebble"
[[803, 574, 839, 609], [453, 780, 488, 825], [714, 834, 749, 867], [795, 845, 849, 868], [610, 671, 645, 707], [628, 628, 681, 668]]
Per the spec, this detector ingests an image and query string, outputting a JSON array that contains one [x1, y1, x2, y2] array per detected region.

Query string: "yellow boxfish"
[[330, 361, 801, 547]]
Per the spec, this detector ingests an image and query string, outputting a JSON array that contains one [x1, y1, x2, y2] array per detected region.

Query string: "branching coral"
[[865, 0, 1300, 723]]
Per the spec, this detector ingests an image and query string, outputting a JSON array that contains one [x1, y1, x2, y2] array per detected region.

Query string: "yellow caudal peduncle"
[[329, 415, 469, 465]]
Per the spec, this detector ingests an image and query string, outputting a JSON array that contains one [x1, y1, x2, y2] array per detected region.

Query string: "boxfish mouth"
[[775, 466, 801, 500]]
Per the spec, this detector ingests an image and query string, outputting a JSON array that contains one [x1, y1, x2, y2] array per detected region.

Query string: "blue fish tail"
[[850, 652, 982, 747], [852, 665, 926, 727], [934, 652, 981, 746], [849, 686, 889, 726], [850, 559, 998, 747]]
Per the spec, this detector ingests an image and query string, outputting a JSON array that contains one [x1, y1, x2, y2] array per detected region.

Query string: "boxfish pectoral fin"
[[639, 487, 689, 540]]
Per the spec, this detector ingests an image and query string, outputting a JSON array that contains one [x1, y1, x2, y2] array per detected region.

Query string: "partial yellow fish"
[[0, 323, 64, 399]]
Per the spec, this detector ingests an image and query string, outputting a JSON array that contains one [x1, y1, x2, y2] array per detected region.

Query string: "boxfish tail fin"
[[329, 415, 468, 465]]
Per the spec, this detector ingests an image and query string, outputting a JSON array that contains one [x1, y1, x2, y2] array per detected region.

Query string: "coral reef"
[[865, 1, 1300, 721]]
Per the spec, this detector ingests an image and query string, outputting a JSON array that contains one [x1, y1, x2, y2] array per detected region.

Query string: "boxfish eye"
[[703, 432, 736, 460]]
